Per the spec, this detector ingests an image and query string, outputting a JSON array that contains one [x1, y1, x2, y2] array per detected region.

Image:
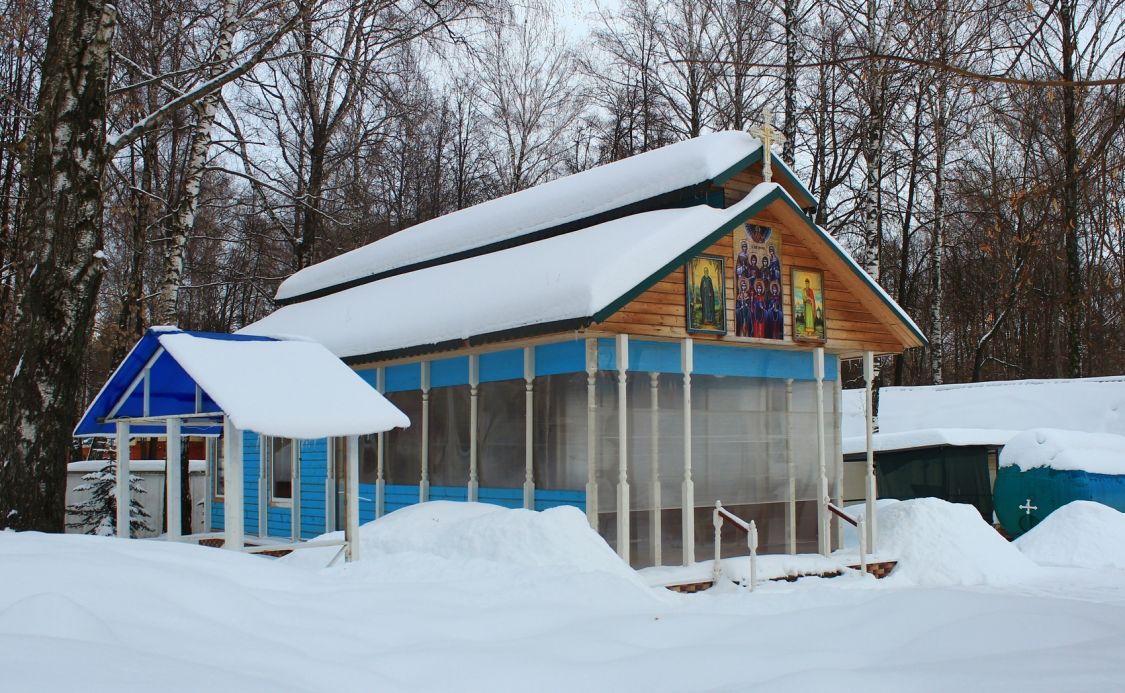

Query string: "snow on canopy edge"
[[275, 132, 811, 304], [242, 187, 782, 360], [999, 428, 1125, 475], [842, 428, 1019, 456], [157, 332, 410, 438]]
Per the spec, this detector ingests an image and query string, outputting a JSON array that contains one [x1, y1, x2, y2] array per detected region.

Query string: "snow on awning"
[[275, 131, 813, 304], [241, 186, 780, 361], [74, 329, 409, 439], [842, 428, 1021, 456]]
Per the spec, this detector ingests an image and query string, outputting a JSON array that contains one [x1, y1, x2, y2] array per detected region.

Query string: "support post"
[[863, 351, 877, 552], [115, 421, 130, 538], [420, 361, 430, 502], [681, 337, 695, 566], [345, 434, 360, 562], [748, 520, 759, 591], [291, 442, 301, 542], [650, 371, 661, 566], [785, 378, 796, 555], [222, 417, 244, 550], [524, 347, 535, 509], [712, 502, 723, 584], [376, 367, 386, 517], [833, 371, 844, 551], [165, 418, 182, 540], [858, 515, 868, 574], [468, 355, 480, 502], [585, 338, 598, 528], [814, 347, 829, 556], [616, 334, 630, 564]]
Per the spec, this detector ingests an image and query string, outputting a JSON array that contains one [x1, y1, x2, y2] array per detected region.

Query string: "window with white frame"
[[266, 436, 296, 504]]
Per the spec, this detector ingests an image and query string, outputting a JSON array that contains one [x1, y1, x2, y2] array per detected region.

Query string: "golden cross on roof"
[[749, 107, 786, 183]]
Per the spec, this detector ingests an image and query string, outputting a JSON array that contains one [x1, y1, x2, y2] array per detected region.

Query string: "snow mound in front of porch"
[[286, 502, 644, 587]]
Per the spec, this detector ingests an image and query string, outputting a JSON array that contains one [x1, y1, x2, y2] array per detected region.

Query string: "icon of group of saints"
[[734, 238, 784, 339]]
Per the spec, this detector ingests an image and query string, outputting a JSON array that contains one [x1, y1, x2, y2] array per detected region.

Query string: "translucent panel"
[[532, 373, 587, 491], [209, 437, 225, 499], [359, 434, 378, 484], [385, 391, 422, 485], [594, 372, 619, 551], [429, 385, 470, 487], [478, 379, 526, 488]]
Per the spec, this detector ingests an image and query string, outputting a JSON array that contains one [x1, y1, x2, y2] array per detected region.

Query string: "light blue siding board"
[[355, 368, 378, 388], [358, 482, 377, 524], [429, 486, 468, 501], [479, 349, 523, 382], [431, 356, 470, 388], [385, 363, 422, 392], [597, 337, 616, 371], [534, 489, 586, 512], [384, 484, 420, 514], [534, 340, 585, 376], [692, 344, 839, 381], [629, 340, 682, 374], [211, 500, 224, 531], [478, 486, 523, 509]]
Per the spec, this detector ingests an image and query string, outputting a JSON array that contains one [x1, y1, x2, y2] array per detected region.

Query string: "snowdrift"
[[874, 498, 1036, 586], [1015, 501, 1125, 569], [285, 501, 643, 586]]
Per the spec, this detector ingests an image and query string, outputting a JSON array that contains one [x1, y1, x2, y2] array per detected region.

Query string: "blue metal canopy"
[[74, 328, 277, 437]]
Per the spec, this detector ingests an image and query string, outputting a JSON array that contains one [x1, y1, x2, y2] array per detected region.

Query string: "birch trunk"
[[930, 87, 947, 385], [0, 0, 116, 531], [1060, 0, 1082, 378], [861, 0, 882, 281], [157, 0, 239, 325], [782, 0, 798, 163]]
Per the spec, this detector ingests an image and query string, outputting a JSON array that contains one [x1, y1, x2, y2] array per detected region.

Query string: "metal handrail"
[[826, 502, 859, 527], [712, 501, 759, 590]]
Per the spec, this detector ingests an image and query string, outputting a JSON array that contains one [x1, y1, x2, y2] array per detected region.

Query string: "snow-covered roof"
[[243, 186, 780, 359], [878, 376, 1125, 437], [74, 329, 410, 439], [842, 428, 1020, 456], [276, 131, 812, 304]]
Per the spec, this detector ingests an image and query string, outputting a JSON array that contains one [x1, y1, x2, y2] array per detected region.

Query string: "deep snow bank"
[[285, 501, 642, 585], [1015, 501, 1125, 569], [875, 498, 1036, 586]]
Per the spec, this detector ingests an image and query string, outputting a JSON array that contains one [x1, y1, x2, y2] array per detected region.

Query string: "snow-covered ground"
[[3, 500, 1124, 692]]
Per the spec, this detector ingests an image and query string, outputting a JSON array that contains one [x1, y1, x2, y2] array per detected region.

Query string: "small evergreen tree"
[[66, 463, 152, 536]]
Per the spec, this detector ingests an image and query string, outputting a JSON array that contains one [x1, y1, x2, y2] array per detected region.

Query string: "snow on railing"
[[712, 501, 758, 590]]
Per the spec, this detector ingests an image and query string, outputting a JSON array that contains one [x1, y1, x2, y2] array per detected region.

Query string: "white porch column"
[[222, 417, 244, 550], [785, 378, 796, 555], [585, 338, 598, 528], [814, 347, 829, 556], [468, 355, 480, 502], [523, 347, 535, 509], [376, 367, 386, 518], [833, 371, 844, 551], [291, 442, 301, 542], [650, 372, 662, 566], [420, 361, 430, 502], [115, 422, 130, 538], [345, 434, 360, 562], [863, 351, 877, 552], [165, 418, 182, 540], [681, 337, 695, 566], [616, 335, 630, 563]]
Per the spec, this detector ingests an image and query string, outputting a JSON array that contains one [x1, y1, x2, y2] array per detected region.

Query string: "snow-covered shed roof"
[[243, 183, 922, 362], [842, 428, 1020, 456], [878, 377, 1125, 438], [276, 131, 814, 304], [74, 329, 410, 439]]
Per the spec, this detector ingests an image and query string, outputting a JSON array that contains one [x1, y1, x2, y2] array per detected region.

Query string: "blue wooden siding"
[[385, 484, 419, 514], [429, 485, 468, 502], [534, 489, 586, 513], [299, 438, 328, 539], [211, 500, 224, 531]]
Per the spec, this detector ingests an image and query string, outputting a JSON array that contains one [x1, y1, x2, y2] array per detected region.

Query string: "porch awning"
[[74, 328, 410, 439]]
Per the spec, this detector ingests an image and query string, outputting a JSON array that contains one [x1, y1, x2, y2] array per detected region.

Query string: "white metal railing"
[[712, 501, 759, 590], [240, 537, 348, 555]]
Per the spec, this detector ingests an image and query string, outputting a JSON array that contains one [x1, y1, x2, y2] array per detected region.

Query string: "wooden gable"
[[597, 182, 923, 359]]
